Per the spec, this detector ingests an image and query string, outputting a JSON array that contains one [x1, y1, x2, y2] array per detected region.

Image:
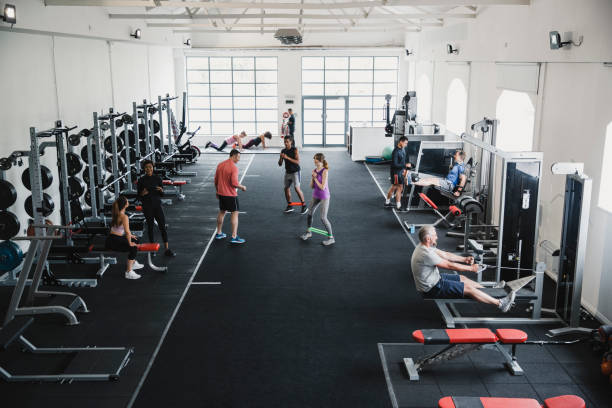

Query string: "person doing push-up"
[[413, 149, 467, 197], [411, 225, 515, 312]]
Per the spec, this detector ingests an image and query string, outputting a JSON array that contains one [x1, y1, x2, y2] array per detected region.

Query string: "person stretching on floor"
[[106, 195, 143, 280], [242, 131, 272, 150], [411, 225, 515, 312], [413, 149, 466, 197], [385, 136, 412, 209], [137, 160, 175, 257], [301, 153, 334, 246], [278, 136, 307, 214], [214, 149, 247, 244], [205, 131, 247, 152]]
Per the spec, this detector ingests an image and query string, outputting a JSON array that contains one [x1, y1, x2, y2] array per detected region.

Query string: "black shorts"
[[218, 195, 239, 212], [390, 170, 405, 185]]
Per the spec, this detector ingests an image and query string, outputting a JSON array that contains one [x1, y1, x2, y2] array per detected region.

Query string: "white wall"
[[406, 0, 612, 322], [0, 20, 177, 250], [179, 48, 408, 148]]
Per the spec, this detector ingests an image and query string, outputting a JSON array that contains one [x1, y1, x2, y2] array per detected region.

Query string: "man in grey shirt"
[[411, 225, 515, 312]]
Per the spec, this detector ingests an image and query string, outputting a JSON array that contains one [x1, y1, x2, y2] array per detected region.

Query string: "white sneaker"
[[322, 237, 335, 246], [125, 270, 141, 280], [493, 280, 506, 288], [132, 261, 144, 270], [301, 231, 312, 241], [499, 291, 516, 313]]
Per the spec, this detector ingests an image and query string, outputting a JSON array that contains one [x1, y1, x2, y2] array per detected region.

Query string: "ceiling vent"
[[274, 28, 302, 45]]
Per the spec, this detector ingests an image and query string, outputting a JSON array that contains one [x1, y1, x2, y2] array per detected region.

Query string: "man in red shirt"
[[214, 149, 247, 244]]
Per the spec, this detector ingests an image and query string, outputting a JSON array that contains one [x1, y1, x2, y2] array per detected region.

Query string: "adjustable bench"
[[0, 316, 133, 382], [91, 242, 167, 273], [405, 192, 462, 229], [439, 395, 585, 408], [162, 179, 187, 201], [404, 328, 527, 381]]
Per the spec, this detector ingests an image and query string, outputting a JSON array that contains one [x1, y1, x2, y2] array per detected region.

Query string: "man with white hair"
[[410, 225, 515, 312]]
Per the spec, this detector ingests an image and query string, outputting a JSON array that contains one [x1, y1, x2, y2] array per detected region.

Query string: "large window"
[[186, 56, 278, 146], [301, 56, 399, 128], [445, 78, 468, 135], [495, 90, 535, 151], [599, 122, 612, 212]]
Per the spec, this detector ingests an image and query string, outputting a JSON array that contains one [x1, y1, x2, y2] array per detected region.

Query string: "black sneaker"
[[300, 205, 308, 215], [205, 141, 211, 149], [284, 205, 294, 213], [164, 249, 176, 257]]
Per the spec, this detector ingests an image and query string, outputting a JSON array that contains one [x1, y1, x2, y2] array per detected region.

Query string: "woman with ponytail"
[[106, 195, 143, 279], [301, 153, 334, 246]]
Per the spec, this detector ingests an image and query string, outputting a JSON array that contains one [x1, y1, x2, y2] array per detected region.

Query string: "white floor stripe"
[[191, 282, 222, 285], [127, 154, 255, 408]]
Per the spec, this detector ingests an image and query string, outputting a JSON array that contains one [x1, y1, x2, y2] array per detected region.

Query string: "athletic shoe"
[[284, 205, 294, 213], [396, 202, 401, 209], [125, 270, 141, 280], [322, 237, 335, 246], [205, 141, 211, 149], [300, 205, 309, 215], [215, 232, 227, 240], [499, 291, 516, 313], [301, 231, 312, 241], [230, 236, 246, 244], [132, 261, 144, 270], [493, 280, 506, 288], [164, 249, 176, 257], [384, 200, 393, 207]]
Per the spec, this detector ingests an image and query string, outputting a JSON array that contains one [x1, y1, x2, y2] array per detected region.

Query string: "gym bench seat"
[[162, 179, 186, 201], [439, 394, 586, 408], [91, 242, 167, 272], [414, 192, 461, 228], [404, 328, 527, 381]]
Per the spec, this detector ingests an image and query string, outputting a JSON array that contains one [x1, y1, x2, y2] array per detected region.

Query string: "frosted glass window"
[[445, 78, 468, 135], [187, 57, 208, 70], [256, 57, 277, 70], [495, 89, 535, 151], [187, 71, 208, 83]]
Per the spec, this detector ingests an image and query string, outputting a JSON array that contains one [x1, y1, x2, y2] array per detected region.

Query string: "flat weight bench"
[[404, 328, 527, 381], [91, 243, 167, 273], [439, 395, 586, 408], [162, 179, 187, 201]]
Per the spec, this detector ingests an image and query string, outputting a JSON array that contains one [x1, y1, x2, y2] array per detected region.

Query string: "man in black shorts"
[[287, 108, 295, 138], [385, 136, 411, 209], [214, 149, 247, 244]]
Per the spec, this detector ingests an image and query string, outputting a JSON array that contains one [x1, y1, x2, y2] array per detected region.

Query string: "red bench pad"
[[544, 395, 585, 408], [162, 180, 187, 186], [413, 329, 498, 345], [137, 243, 160, 252], [439, 396, 541, 408], [449, 205, 461, 216], [419, 193, 438, 210], [495, 329, 528, 344]]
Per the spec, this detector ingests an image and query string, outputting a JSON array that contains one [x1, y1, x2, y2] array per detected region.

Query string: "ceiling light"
[[2, 4, 16, 24], [131, 28, 141, 39], [274, 29, 302, 45]]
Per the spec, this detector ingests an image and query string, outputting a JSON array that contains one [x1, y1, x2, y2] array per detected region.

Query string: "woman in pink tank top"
[[205, 131, 247, 152], [301, 153, 334, 246]]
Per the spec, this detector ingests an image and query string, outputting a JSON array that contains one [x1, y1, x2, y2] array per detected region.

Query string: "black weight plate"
[[103, 136, 124, 153], [115, 118, 124, 128], [24, 193, 55, 217], [139, 140, 147, 155], [68, 134, 81, 146], [70, 199, 85, 222], [120, 129, 136, 146], [0, 211, 20, 240], [104, 156, 126, 172], [121, 148, 137, 164], [22, 166, 53, 191], [104, 176, 126, 194], [66, 152, 83, 176], [0, 180, 17, 210], [68, 177, 87, 200], [154, 136, 162, 150], [82, 165, 103, 186], [138, 123, 146, 138], [121, 114, 134, 125], [151, 120, 160, 134], [80, 145, 98, 164], [154, 151, 162, 162], [0, 157, 12, 171], [79, 128, 92, 137], [0, 239, 23, 271]]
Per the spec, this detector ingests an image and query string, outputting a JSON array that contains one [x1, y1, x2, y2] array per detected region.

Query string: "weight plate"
[[22, 166, 53, 191], [0, 157, 12, 171], [70, 199, 85, 222], [0, 211, 20, 241], [139, 140, 147, 155], [79, 128, 92, 137], [120, 129, 136, 146], [68, 134, 81, 146], [66, 152, 83, 176], [68, 177, 87, 200], [104, 176, 126, 194], [115, 118, 124, 128], [0, 180, 17, 210], [103, 136, 124, 153], [104, 156, 126, 173], [0, 240, 24, 272], [121, 147, 137, 164], [151, 120, 160, 134], [121, 114, 134, 125], [154, 136, 162, 150], [82, 165, 103, 186], [24, 193, 55, 217], [100, 122, 110, 131], [138, 123, 147, 138]]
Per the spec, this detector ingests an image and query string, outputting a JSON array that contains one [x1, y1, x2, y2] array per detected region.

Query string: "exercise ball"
[[382, 145, 393, 160]]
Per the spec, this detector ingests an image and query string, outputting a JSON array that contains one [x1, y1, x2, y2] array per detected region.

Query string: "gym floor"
[[0, 152, 610, 407]]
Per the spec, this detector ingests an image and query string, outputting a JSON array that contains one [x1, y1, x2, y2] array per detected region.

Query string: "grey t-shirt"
[[410, 244, 443, 292]]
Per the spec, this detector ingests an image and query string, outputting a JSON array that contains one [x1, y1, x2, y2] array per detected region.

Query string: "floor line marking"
[[378, 343, 400, 408], [191, 282, 222, 285], [127, 154, 255, 408]]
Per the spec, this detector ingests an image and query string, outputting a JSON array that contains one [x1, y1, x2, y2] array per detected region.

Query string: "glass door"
[[302, 96, 347, 147]]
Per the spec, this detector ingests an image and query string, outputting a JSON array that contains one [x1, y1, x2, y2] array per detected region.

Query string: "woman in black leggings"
[[137, 160, 175, 257], [105, 195, 143, 279]]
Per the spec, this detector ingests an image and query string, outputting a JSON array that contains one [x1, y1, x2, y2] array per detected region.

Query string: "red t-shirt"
[[214, 159, 239, 197]]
